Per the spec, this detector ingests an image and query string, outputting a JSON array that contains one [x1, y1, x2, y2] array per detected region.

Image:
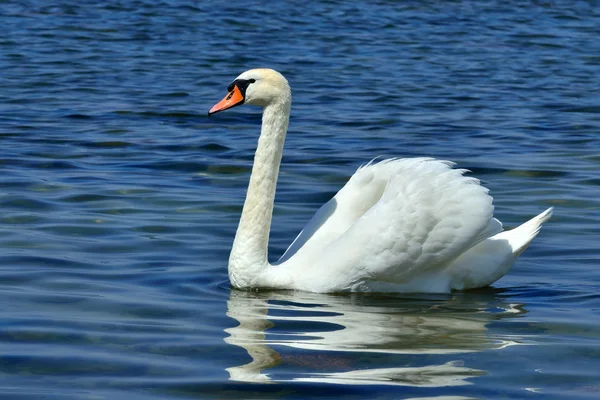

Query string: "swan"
[[208, 68, 553, 293]]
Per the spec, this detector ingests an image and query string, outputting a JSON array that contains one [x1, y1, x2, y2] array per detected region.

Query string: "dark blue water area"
[[1, 0, 600, 399]]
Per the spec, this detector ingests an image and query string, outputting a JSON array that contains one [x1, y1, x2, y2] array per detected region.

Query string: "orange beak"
[[208, 85, 245, 116]]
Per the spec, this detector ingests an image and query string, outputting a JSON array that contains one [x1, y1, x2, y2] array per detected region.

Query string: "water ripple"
[[1, 0, 599, 399]]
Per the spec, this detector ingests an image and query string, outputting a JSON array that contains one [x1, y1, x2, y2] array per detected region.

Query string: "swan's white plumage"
[[277, 159, 488, 288], [211, 68, 553, 293]]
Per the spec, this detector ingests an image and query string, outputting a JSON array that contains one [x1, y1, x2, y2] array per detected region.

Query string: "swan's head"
[[208, 68, 290, 116]]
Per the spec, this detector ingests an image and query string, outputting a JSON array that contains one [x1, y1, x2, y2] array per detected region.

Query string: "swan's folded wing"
[[318, 159, 495, 288], [277, 160, 391, 264]]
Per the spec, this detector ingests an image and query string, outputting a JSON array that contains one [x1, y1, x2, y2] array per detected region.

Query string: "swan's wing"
[[310, 158, 496, 289], [277, 159, 391, 264]]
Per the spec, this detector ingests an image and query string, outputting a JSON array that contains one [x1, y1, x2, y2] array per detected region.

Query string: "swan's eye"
[[227, 79, 255, 93]]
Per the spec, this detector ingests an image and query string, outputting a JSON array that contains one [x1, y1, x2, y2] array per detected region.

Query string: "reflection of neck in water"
[[224, 293, 280, 383], [224, 290, 527, 385]]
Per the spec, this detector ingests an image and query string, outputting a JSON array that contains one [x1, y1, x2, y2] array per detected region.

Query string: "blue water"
[[1, 1, 600, 399]]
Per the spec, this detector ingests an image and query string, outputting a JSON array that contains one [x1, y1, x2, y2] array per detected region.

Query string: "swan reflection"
[[225, 289, 526, 386]]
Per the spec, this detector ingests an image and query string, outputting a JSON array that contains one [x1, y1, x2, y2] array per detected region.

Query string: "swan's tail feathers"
[[499, 207, 553, 257]]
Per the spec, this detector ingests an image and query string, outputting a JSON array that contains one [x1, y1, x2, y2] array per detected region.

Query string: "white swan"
[[208, 68, 553, 293]]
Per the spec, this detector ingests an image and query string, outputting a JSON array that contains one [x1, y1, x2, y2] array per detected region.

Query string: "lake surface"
[[1, 1, 600, 399]]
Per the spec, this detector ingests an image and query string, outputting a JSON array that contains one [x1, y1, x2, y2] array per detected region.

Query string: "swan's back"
[[278, 158, 497, 292]]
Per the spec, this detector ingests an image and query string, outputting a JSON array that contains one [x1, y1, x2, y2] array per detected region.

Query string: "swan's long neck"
[[229, 98, 291, 288]]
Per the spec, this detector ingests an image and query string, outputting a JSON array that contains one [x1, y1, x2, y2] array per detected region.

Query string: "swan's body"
[[209, 68, 552, 293]]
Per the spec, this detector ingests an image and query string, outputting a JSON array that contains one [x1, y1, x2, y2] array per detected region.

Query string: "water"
[[1, 0, 599, 398]]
